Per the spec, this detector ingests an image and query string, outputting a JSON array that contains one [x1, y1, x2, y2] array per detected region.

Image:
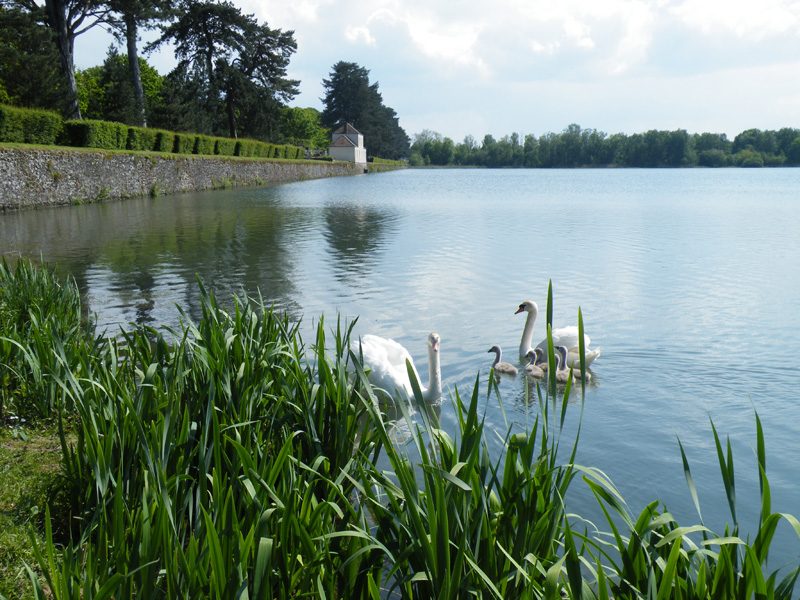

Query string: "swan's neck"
[[424, 346, 442, 401], [490, 348, 501, 367], [519, 311, 537, 358]]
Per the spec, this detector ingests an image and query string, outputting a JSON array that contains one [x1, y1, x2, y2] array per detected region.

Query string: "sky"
[[74, 0, 800, 142]]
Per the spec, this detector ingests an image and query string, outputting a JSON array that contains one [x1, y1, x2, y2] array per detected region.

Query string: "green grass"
[[0, 142, 328, 164], [1, 261, 798, 598], [0, 428, 62, 600]]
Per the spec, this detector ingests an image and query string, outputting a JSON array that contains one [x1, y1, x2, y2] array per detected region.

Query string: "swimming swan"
[[523, 349, 544, 378], [553, 346, 592, 383], [353, 332, 442, 402], [488, 345, 518, 376], [515, 299, 601, 368]]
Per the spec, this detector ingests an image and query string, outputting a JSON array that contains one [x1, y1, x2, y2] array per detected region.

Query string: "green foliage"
[[62, 119, 127, 149], [192, 133, 216, 155], [321, 61, 410, 159], [172, 131, 194, 154], [411, 125, 797, 169], [0, 104, 63, 144], [278, 106, 329, 148], [734, 148, 765, 168], [0, 259, 89, 421], [75, 48, 165, 125], [697, 149, 730, 167], [214, 137, 236, 156], [125, 125, 158, 151], [0, 6, 67, 113], [148, 0, 298, 139]]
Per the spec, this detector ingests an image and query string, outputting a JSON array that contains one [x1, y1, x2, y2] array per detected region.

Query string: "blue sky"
[[74, 0, 800, 142]]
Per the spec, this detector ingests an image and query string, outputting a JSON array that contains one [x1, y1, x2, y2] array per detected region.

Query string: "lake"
[[2, 167, 799, 561]]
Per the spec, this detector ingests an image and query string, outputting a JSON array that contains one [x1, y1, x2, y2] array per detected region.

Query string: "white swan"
[[352, 332, 442, 402], [515, 299, 601, 368], [488, 345, 518, 376]]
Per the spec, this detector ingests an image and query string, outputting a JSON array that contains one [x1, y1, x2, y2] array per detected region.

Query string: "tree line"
[[411, 124, 800, 168], [0, 0, 410, 158]]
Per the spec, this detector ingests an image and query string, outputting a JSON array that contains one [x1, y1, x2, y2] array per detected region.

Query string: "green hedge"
[[173, 132, 194, 154], [63, 119, 127, 149], [370, 156, 405, 165], [0, 104, 63, 144], [193, 134, 215, 155], [214, 137, 236, 156], [0, 105, 306, 158]]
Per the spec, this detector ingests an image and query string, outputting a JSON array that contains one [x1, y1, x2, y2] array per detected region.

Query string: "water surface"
[[3, 168, 799, 561]]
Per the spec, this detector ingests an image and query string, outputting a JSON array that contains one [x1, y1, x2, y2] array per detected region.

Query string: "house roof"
[[331, 135, 357, 147], [333, 122, 362, 135]]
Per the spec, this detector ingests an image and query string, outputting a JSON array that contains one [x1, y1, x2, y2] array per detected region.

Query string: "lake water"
[[2, 168, 799, 562]]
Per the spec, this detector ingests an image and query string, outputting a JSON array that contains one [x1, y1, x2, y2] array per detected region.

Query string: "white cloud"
[[345, 26, 376, 46], [670, 0, 800, 39]]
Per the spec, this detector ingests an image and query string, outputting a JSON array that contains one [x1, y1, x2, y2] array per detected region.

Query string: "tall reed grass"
[[1, 260, 798, 598]]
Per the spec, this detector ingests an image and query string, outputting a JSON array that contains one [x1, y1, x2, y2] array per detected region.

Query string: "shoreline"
[[0, 144, 402, 211]]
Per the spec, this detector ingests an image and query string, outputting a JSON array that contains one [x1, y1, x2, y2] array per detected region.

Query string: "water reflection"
[[322, 201, 397, 285]]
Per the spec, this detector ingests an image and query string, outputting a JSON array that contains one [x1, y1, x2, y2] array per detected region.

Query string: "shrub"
[[234, 139, 254, 157], [126, 126, 158, 151], [0, 104, 63, 145], [734, 148, 764, 168], [214, 137, 236, 156], [697, 149, 729, 168], [172, 132, 194, 154], [62, 119, 126, 149], [153, 130, 175, 152], [193, 134, 215, 155]]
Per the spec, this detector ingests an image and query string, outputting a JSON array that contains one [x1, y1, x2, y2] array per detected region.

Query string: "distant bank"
[[0, 146, 403, 211]]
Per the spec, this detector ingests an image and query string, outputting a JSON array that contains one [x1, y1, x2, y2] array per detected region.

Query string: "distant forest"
[[411, 125, 800, 168]]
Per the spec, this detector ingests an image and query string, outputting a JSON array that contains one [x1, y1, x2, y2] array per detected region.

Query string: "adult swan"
[[352, 332, 442, 402], [515, 300, 601, 368]]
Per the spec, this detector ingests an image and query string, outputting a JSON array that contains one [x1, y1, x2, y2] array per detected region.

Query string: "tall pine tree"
[[321, 61, 409, 160]]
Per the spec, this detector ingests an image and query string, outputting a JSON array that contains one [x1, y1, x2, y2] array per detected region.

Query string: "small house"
[[329, 123, 367, 164]]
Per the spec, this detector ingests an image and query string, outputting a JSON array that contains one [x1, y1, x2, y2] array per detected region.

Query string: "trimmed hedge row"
[[370, 156, 405, 165], [0, 105, 306, 159], [0, 105, 63, 145]]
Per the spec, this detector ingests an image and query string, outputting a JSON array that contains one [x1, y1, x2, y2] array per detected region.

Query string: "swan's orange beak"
[[515, 306, 524, 314]]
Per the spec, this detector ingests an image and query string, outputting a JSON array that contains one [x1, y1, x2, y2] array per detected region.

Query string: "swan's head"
[[555, 345, 567, 367], [428, 332, 440, 353], [515, 300, 539, 315], [534, 347, 545, 364], [488, 345, 501, 355], [525, 349, 537, 364]]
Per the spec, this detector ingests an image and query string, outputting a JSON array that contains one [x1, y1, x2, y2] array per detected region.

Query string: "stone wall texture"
[[0, 147, 369, 211]]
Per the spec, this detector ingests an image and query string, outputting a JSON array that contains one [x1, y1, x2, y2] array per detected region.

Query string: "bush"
[[126, 126, 158, 151], [172, 132, 194, 154], [697, 149, 729, 168], [62, 119, 126, 149], [153, 130, 175, 152], [0, 104, 63, 145], [214, 137, 236, 156], [734, 148, 764, 168], [193, 134, 215, 155]]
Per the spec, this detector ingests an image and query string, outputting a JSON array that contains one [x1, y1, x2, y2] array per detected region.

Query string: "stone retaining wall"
[[0, 147, 370, 211]]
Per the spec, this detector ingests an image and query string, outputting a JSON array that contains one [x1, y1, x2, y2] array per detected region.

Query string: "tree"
[[279, 107, 329, 149], [149, 0, 298, 138], [321, 61, 409, 159], [75, 46, 163, 122], [0, 5, 67, 110], [105, 0, 171, 126], [8, 0, 109, 118]]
